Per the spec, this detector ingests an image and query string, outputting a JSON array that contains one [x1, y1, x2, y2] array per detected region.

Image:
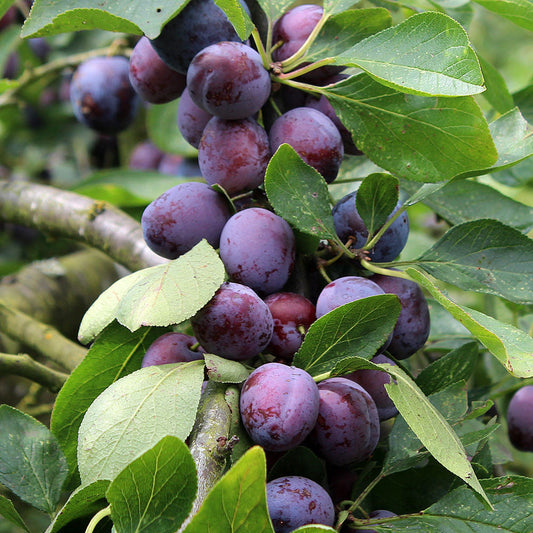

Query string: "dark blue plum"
[[269, 107, 344, 183], [198, 117, 270, 194], [69, 56, 139, 134], [332, 191, 409, 262], [141, 181, 232, 259], [157, 154, 201, 177], [507, 385, 533, 452], [240, 363, 319, 451], [177, 88, 213, 149], [345, 354, 398, 421], [370, 274, 430, 359], [150, 0, 249, 74], [264, 292, 316, 361], [219, 208, 296, 295], [310, 377, 380, 466], [129, 36, 187, 104], [266, 476, 335, 533], [190, 282, 274, 360], [141, 332, 205, 367], [187, 41, 271, 120], [315, 275, 386, 319]]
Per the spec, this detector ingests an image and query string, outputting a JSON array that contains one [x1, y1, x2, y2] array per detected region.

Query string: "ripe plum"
[[266, 476, 335, 532], [198, 117, 270, 194], [128, 141, 164, 170], [69, 56, 138, 134], [370, 274, 430, 359], [264, 292, 316, 360], [310, 377, 380, 466], [187, 41, 271, 120], [240, 362, 319, 451], [219, 208, 296, 294], [190, 282, 274, 360], [128, 36, 187, 104], [269, 107, 344, 183], [315, 275, 386, 319], [177, 88, 213, 149], [141, 332, 204, 367], [507, 385, 533, 452], [332, 191, 409, 262], [150, 0, 248, 74], [141, 181, 232, 259], [345, 354, 398, 421]]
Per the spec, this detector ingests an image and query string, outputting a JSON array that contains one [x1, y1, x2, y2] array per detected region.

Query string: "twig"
[[0, 352, 68, 392]]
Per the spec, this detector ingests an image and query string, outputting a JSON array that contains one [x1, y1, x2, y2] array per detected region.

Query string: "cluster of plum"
[[64, 0, 533, 530], [66, 1, 435, 530]]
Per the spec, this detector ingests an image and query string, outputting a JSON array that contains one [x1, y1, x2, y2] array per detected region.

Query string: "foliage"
[[0, 0, 533, 532]]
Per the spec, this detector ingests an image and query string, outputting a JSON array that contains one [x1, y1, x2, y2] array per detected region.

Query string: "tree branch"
[[0, 249, 123, 341], [0, 352, 69, 392], [181, 381, 233, 530], [0, 303, 87, 371], [0, 180, 167, 272]]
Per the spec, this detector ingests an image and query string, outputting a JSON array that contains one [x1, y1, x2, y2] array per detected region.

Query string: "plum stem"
[[360, 259, 414, 281]]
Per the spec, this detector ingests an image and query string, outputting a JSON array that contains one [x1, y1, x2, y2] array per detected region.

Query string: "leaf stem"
[[313, 371, 331, 383], [276, 57, 335, 81], [279, 10, 328, 71], [360, 259, 414, 281], [251, 27, 270, 68], [339, 472, 385, 528], [85, 505, 111, 533], [363, 205, 407, 252]]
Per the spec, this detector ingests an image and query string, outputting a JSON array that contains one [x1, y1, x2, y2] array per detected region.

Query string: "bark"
[[0, 179, 167, 272]]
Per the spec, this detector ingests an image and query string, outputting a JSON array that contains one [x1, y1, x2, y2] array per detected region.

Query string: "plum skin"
[[219, 208, 296, 295], [190, 282, 274, 361], [141, 332, 204, 367], [507, 385, 533, 452], [141, 181, 231, 259], [69, 56, 138, 134], [240, 362, 319, 452], [266, 475, 335, 533], [309, 377, 380, 466]]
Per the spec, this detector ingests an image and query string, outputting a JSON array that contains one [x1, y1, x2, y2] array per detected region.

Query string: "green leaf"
[[415, 342, 479, 395], [46, 480, 110, 533], [183, 446, 275, 533], [0, 405, 68, 514], [293, 295, 401, 378], [254, 0, 294, 23], [409, 268, 533, 378], [78, 240, 225, 344], [323, 0, 361, 15], [51, 322, 168, 481], [335, 12, 484, 97], [107, 437, 197, 533], [471, 0, 533, 31], [401, 178, 533, 233], [370, 475, 533, 531], [0, 494, 30, 532], [214, 0, 254, 40], [291, 527, 336, 533], [267, 447, 327, 486], [147, 99, 199, 157], [382, 366, 490, 506], [205, 353, 251, 383], [306, 8, 392, 63], [383, 381, 468, 476], [224, 385, 255, 464], [78, 361, 205, 485], [355, 173, 399, 238], [414, 219, 533, 305], [264, 144, 339, 242], [0, 0, 16, 20], [478, 55, 515, 114], [21, 0, 189, 38], [71, 170, 200, 207], [321, 73, 497, 182]]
